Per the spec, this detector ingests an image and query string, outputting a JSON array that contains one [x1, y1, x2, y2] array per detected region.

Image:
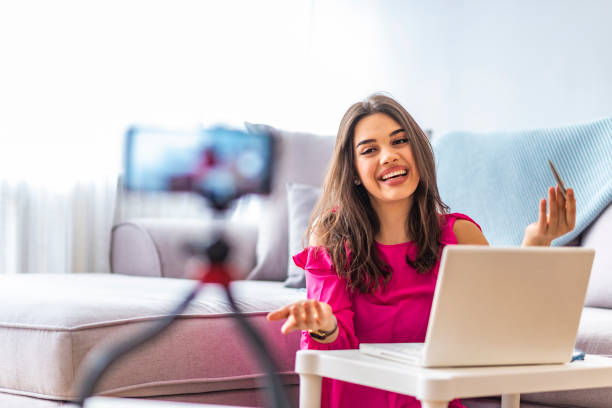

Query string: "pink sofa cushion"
[[582, 202, 612, 308], [0, 274, 303, 401]]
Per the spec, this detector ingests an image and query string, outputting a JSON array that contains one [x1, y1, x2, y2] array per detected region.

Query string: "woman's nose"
[[380, 146, 399, 164]]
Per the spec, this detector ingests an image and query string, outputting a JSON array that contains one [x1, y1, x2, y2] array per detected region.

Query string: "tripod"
[[75, 228, 291, 408]]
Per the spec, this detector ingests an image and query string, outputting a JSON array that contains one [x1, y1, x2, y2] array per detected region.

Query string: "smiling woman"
[[266, 93, 577, 408], [266, 94, 470, 408]]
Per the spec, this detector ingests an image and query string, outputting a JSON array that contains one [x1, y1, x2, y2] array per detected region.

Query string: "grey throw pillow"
[[245, 123, 335, 281], [284, 183, 322, 288], [582, 202, 612, 308]]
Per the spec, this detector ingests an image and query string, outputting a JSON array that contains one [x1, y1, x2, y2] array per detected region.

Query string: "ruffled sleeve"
[[292, 247, 359, 350], [439, 212, 482, 245]]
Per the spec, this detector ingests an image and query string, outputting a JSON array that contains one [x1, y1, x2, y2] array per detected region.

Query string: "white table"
[[295, 350, 612, 408]]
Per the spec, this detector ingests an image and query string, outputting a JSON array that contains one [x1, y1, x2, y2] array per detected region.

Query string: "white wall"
[[305, 0, 455, 136], [0, 1, 315, 183], [152, 0, 611, 138], [1, 0, 611, 178], [308, 0, 612, 137], [443, 0, 612, 135]]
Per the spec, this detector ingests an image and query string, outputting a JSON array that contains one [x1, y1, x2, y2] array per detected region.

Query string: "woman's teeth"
[[381, 170, 407, 180]]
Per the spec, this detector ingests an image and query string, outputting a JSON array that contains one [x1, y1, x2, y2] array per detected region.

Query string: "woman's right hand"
[[266, 299, 336, 335]]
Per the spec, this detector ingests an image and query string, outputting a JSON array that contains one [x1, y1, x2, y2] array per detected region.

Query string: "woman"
[[267, 94, 576, 407]]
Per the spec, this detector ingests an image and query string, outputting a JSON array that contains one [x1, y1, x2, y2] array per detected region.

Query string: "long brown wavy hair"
[[307, 94, 449, 294]]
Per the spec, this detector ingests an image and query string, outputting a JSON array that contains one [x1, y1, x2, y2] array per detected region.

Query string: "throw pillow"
[[245, 123, 335, 281], [582, 202, 612, 308], [284, 183, 322, 288]]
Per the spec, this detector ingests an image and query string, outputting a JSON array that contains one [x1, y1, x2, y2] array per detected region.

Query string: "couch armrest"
[[110, 218, 257, 279], [582, 202, 612, 308]]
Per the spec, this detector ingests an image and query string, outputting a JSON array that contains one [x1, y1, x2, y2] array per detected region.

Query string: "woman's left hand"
[[522, 186, 576, 246]]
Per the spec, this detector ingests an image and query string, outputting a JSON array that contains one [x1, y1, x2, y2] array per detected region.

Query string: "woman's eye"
[[392, 138, 408, 145], [361, 147, 376, 155]]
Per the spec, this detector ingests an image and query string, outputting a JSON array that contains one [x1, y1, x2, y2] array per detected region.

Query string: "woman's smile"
[[378, 166, 409, 185]]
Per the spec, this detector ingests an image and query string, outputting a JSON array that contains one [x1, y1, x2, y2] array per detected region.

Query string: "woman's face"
[[352, 112, 421, 209]]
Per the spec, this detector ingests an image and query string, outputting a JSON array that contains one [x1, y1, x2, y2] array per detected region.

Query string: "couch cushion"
[[284, 183, 321, 288], [462, 397, 554, 408], [574, 307, 612, 357], [432, 118, 612, 247], [0, 392, 66, 408], [582, 202, 612, 308], [521, 306, 612, 408], [111, 219, 257, 280], [0, 274, 304, 401], [522, 382, 612, 408], [245, 124, 335, 281]]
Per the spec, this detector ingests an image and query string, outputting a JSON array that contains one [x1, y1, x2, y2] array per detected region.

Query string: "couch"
[[1, 122, 611, 408]]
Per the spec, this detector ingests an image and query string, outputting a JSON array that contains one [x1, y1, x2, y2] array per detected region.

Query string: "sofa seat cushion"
[[575, 306, 612, 357], [0, 274, 304, 401], [521, 306, 612, 408]]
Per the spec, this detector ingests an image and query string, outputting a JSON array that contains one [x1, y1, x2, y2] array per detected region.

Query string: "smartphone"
[[123, 125, 274, 208]]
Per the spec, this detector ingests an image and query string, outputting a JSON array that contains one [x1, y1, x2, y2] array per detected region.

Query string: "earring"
[[354, 179, 361, 185]]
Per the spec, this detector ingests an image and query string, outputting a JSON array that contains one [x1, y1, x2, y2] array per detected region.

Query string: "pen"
[[548, 159, 567, 200]]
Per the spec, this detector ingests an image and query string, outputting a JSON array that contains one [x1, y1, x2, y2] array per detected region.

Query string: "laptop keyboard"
[[360, 342, 425, 364], [379, 343, 424, 356]]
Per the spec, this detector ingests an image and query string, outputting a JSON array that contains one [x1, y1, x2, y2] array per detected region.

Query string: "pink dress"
[[293, 213, 480, 408]]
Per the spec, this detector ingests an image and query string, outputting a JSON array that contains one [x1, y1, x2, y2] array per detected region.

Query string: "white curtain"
[[0, 179, 117, 274], [0, 174, 260, 275]]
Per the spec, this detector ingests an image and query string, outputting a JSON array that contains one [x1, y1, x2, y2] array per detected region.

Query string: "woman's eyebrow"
[[355, 129, 405, 149], [355, 138, 376, 148]]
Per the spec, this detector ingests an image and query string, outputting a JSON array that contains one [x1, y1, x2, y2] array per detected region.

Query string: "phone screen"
[[124, 126, 273, 206]]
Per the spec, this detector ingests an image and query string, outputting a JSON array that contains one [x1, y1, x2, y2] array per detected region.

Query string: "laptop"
[[359, 245, 594, 367]]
